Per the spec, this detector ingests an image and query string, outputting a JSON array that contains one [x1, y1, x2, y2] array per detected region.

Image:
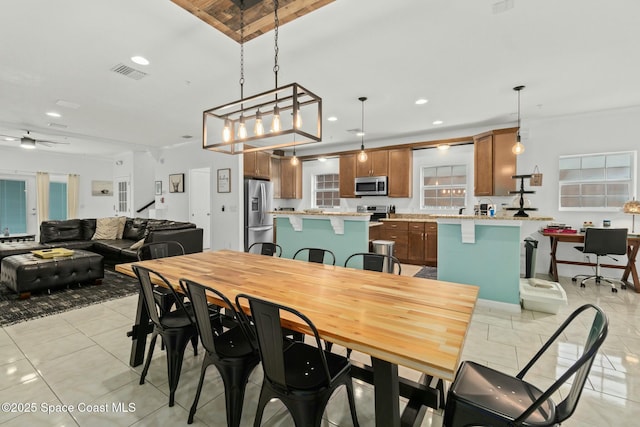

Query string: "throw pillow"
[[92, 217, 122, 240], [130, 238, 146, 250], [116, 216, 127, 239]]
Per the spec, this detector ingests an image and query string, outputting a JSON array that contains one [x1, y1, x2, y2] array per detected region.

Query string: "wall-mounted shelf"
[[505, 174, 538, 217]]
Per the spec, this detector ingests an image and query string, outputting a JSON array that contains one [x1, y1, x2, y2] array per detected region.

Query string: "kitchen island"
[[432, 214, 551, 311], [270, 211, 371, 266]]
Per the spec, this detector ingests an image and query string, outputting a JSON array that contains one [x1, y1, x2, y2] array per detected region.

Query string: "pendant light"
[[290, 144, 299, 165], [202, 0, 322, 154], [512, 85, 525, 155], [357, 96, 368, 163]]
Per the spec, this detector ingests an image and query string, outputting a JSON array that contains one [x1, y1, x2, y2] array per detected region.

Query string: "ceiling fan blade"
[[37, 140, 70, 145]]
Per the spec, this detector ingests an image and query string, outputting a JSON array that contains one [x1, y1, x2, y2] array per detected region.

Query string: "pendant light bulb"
[[291, 144, 299, 165], [222, 119, 233, 142], [237, 115, 247, 139], [294, 102, 302, 129], [357, 96, 368, 162], [254, 110, 264, 136], [512, 85, 525, 155], [271, 105, 281, 132]]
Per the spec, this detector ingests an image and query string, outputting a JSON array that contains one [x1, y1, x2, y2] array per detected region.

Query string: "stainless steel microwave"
[[355, 176, 388, 196]]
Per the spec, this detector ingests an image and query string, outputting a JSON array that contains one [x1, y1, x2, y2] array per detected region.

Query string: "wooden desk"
[[116, 250, 478, 427], [542, 231, 640, 292]]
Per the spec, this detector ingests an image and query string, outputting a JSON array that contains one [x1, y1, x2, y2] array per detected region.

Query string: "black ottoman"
[[0, 241, 48, 270], [0, 249, 104, 299]]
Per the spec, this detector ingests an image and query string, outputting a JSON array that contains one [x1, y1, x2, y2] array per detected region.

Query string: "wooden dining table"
[[116, 250, 479, 427]]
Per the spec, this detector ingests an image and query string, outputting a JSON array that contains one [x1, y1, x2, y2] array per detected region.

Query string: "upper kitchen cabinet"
[[356, 150, 388, 177], [243, 148, 272, 180], [339, 153, 357, 198], [473, 128, 517, 196], [270, 157, 281, 199], [279, 157, 302, 199], [387, 148, 412, 198]]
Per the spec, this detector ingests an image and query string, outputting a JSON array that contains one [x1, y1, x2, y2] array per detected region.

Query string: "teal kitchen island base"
[[273, 212, 372, 266], [437, 218, 523, 310]]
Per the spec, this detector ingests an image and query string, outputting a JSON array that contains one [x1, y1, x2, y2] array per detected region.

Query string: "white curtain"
[[36, 171, 50, 223], [67, 174, 80, 219]]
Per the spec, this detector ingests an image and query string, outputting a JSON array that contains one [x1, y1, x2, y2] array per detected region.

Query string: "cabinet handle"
[[391, 235, 397, 239], [422, 232, 424, 240]]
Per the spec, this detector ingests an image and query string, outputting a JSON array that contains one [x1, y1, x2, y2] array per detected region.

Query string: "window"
[[421, 165, 467, 209], [0, 179, 27, 233], [49, 181, 67, 220], [313, 173, 340, 208], [559, 151, 636, 211]]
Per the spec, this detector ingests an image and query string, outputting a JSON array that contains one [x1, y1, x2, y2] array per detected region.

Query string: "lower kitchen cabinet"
[[378, 220, 437, 266]]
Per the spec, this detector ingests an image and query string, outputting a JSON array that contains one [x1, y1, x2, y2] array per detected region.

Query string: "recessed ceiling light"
[[437, 144, 450, 151], [318, 157, 327, 162], [46, 111, 61, 118], [131, 56, 150, 66], [3, 137, 17, 141], [356, 131, 365, 137], [327, 116, 338, 122], [415, 98, 428, 105], [432, 120, 443, 125]]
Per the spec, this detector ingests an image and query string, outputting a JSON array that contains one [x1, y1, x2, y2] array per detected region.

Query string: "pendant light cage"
[[203, 0, 322, 155]]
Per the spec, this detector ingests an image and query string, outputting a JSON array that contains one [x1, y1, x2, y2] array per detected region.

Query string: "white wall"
[[0, 148, 114, 230]]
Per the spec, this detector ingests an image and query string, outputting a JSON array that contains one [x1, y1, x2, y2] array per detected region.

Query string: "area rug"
[[413, 266, 438, 280], [0, 269, 139, 327]]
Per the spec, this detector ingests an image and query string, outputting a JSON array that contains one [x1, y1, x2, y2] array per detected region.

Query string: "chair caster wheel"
[[612, 288, 618, 293], [571, 278, 577, 282]]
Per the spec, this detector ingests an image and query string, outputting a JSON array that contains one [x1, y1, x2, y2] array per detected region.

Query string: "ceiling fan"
[[0, 130, 70, 149]]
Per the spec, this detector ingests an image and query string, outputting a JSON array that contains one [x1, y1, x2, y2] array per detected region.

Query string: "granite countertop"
[[382, 214, 553, 222], [269, 211, 371, 217], [369, 222, 384, 227]]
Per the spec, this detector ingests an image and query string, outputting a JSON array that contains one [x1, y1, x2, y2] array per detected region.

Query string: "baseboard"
[[476, 298, 522, 314]]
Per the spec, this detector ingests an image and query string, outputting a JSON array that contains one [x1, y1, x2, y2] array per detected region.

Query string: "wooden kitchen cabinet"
[[407, 222, 425, 263], [424, 222, 438, 266], [378, 221, 408, 261], [339, 154, 357, 198], [473, 128, 517, 196], [387, 148, 412, 198], [270, 157, 281, 199], [356, 150, 388, 177], [279, 157, 302, 199], [243, 149, 272, 180]]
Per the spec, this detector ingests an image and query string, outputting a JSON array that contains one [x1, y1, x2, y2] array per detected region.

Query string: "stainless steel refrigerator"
[[244, 179, 274, 251]]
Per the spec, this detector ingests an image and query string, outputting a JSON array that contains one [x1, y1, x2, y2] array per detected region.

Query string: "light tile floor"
[[1, 266, 639, 426]]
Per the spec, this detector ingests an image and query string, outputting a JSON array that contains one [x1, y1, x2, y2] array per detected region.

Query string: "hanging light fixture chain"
[[239, 0, 245, 100], [273, 0, 279, 87]]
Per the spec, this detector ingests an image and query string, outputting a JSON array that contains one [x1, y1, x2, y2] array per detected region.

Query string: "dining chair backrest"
[[132, 264, 190, 326], [182, 279, 251, 355], [293, 247, 336, 265], [137, 241, 185, 261], [247, 242, 282, 257], [344, 252, 402, 275], [235, 293, 332, 390], [583, 227, 627, 257]]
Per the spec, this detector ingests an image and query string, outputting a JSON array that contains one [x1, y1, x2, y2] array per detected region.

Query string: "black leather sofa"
[[0, 217, 204, 268]]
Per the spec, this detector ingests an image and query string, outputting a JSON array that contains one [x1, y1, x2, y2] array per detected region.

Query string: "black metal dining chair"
[[182, 279, 260, 426], [236, 293, 360, 427], [293, 247, 336, 265], [132, 264, 198, 407], [137, 241, 186, 316], [571, 227, 628, 292], [443, 304, 608, 427], [344, 252, 402, 275], [247, 242, 282, 257]]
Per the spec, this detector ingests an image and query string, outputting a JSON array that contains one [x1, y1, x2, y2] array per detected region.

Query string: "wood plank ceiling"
[[171, 0, 335, 42]]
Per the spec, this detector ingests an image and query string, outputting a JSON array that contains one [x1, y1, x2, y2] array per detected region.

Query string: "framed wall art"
[[91, 180, 113, 196], [155, 181, 162, 195], [169, 173, 185, 193], [217, 168, 231, 193]]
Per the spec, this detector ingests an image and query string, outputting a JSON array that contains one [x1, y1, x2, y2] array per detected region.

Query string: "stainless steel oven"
[[357, 205, 389, 221]]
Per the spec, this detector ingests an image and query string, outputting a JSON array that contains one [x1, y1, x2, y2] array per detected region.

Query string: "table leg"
[[548, 236, 559, 282], [371, 357, 400, 427], [622, 242, 640, 292], [127, 289, 152, 367]]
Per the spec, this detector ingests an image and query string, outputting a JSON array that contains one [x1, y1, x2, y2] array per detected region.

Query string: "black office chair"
[[571, 227, 628, 292], [137, 241, 186, 316], [443, 304, 608, 427], [132, 265, 198, 407], [247, 242, 282, 257], [236, 293, 360, 427], [182, 279, 260, 426], [344, 252, 402, 275], [293, 247, 336, 265]]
